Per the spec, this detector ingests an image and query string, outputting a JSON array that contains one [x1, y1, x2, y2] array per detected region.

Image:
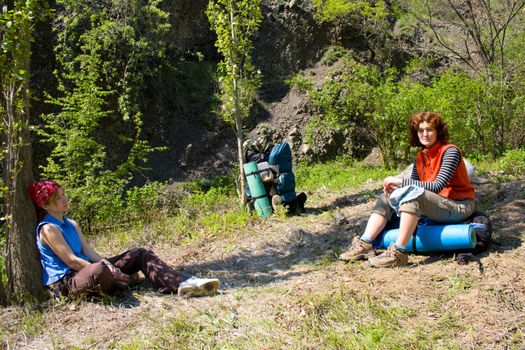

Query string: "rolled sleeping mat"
[[372, 223, 486, 253], [243, 161, 272, 218]]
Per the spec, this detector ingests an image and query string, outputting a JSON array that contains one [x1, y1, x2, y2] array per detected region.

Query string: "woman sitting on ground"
[[339, 111, 476, 267], [28, 180, 220, 298]]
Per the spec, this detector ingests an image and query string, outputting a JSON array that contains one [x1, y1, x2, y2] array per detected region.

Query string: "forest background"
[[0, 0, 525, 347]]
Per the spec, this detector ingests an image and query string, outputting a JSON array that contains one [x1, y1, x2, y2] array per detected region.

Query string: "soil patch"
[[2, 176, 524, 348]]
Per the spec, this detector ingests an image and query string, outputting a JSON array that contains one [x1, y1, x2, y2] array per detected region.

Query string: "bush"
[[286, 73, 314, 93], [296, 55, 525, 167], [295, 157, 397, 191], [497, 148, 525, 175], [320, 46, 351, 66]]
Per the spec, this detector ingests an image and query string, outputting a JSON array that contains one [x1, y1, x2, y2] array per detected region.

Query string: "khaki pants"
[[372, 191, 475, 224]]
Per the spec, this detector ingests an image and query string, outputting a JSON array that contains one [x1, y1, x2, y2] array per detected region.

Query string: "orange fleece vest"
[[416, 142, 475, 200]]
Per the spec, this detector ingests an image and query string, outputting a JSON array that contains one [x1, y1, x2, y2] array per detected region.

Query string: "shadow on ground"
[[177, 179, 524, 291]]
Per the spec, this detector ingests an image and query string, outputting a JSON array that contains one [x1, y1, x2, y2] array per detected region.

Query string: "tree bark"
[[3, 121, 44, 302], [1, 8, 45, 302], [230, 4, 248, 208]]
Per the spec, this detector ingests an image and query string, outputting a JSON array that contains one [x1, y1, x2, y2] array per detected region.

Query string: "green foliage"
[[0, 3, 32, 96], [295, 157, 397, 191], [313, 0, 388, 22], [295, 56, 412, 167], [496, 148, 525, 176], [39, 0, 170, 228], [286, 73, 314, 93], [296, 53, 525, 167], [320, 45, 352, 66], [0, 1, 32, 180], [206, 0, 262, 125], [206, 0, 262, 206]]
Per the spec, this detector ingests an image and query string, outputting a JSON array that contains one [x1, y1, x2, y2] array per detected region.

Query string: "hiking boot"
[[271, 195, 282, 211], [339, 236, 375, 261], [368, 242, 408, 268], [296, 192, 307, 213], [177, 276, 220, 298]]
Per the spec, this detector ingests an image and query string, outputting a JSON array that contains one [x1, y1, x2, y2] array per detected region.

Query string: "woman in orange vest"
[[339, 111, 476, 267]]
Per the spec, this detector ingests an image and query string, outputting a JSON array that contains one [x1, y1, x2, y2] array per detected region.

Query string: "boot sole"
[[368, 260, 408, 268], [339, 251, 376, 262]]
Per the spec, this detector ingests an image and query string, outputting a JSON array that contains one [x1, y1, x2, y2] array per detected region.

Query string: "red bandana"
[[28, 181, 61, 220]]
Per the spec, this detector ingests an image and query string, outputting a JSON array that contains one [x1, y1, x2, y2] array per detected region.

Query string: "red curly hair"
[[408, 111, 449, 148]]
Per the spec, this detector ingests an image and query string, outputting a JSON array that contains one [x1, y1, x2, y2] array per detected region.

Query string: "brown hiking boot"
[[339, 236, 375, 261], [368, 242, 408, 268]]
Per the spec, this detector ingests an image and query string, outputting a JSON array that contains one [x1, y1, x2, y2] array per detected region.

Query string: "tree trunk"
[[3, 119, 44, 302], [1, 11, 45, 302], [0, 266, 6, 305], [233, 76, 248, 208], [229, 3, 248, 208]]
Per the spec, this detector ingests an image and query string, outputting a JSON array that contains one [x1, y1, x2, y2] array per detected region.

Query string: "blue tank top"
[[36, 214, 90, 286]]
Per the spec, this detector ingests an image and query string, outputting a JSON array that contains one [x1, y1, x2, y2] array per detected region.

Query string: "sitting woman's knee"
[[129, 247, 153, 256], [91, 262, 114, 283]]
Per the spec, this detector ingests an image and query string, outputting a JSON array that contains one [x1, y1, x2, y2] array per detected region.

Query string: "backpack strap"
[[411, 226, 418, 254], [251, 194, 269, 200], [245, 170, 262, 177]]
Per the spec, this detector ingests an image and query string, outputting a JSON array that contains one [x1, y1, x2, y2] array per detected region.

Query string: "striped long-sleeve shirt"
[[402, 147, 462, 193]]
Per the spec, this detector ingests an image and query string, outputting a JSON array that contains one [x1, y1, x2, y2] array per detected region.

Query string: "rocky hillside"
[[137, 0, 399, 182]]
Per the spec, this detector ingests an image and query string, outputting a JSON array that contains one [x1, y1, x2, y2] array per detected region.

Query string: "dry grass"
[[1, 175, 524, 349]]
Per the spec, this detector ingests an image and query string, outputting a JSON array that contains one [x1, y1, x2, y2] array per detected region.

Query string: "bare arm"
[[39, 224, 91, 271], [70, 220, 129, 283], [70, 220, 103, 263]]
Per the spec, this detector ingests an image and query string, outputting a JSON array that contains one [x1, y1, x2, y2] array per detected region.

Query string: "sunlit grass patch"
[[295, 158, 397, 192], [92, 177, 256, 251], [447, 274, 476, 295], [0, 307, 47, 346], [410, 311, 464, 348], [473, 152, 525, 183], [89, 160, 395, 253], [293, 290, 416, 349]]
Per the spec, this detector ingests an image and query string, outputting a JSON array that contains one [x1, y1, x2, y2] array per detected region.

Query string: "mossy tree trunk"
[[0, 0, 45, 303]]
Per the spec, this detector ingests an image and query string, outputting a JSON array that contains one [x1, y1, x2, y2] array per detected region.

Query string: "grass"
[[0, 307, 47, 346], [447, 274, 476, 295], [86, 154, 443, 255], [5, 158, 521, 348], [91, 159, 394, 253], [473, 150, 525, 182], [92, 178, 256, 252], [295, 158, 397, 192], [106, 287, 470, 350]]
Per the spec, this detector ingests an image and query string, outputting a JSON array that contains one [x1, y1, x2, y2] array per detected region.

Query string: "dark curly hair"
[[408, 111, 449, 148]]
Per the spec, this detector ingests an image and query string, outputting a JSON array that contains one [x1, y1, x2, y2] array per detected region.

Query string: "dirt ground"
[[1, 175, 524, 349]]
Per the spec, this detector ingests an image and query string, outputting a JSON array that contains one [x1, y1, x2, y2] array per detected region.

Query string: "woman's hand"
[[101, 259, 130, 283], [383, 176, 402, 197]]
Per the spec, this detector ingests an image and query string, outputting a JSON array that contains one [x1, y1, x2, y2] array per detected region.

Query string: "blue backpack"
[[269, 142, 296, 203]]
